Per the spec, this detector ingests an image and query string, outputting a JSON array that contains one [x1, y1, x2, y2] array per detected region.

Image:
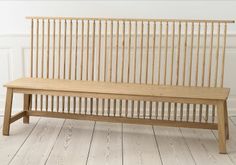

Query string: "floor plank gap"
[[44, 119, 66, 165], [8, 117, 41, 165], [85, 121, 96, 165], [152, 126, 164, 165]]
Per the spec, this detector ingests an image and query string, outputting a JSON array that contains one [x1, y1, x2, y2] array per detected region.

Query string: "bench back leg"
[[217, 101, 227, 154], [3, 88, 13, 136], [23, 94, 31, 124], [224, 101, 229, 140]]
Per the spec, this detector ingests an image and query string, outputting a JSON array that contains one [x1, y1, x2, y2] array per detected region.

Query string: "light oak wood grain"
[[4, 78, 230, 100], [2, 17, 233, 154], [213, 118, 236, 164]]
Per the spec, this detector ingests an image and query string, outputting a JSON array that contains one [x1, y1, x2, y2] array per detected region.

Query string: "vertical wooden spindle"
[[152, 22, 156, 85], [102, 20, 108, 116], [96, 20, 102, 115], [91, 20, 96, 81], [193, 23, 201, 122], [30, 19, 34, 113], [199, 22, 207, 122], [35, 19, 39, 111], [221, 23, 227, 87], [84, 20, 90, 115], [138, 21, 144, 118], [186, 22, 194, 121], [121, 21, 125, 83], [170, 22, 175, 86], [212, 23, 221, 123], [168, 22, 175, 120], [150, 21, 156, 119], [51, 19, 56, 112], [206, 23, 214, 122], [174, 22, 181, 121], [163, 22, 169, 85], [115, 21, 119, 116], [139, 21, 144, 84], [145, 22, 150, 119], [90, 20, 96, 115], [40, 19, 45, 111], [62, 20, 67, 113], [67, 20, 73, 113], [108, 21, 113, 117], [104, 20, 108, 81], [145, 22, 150, 84], [56, 20, 61, 112], [127, 21, 132, 83], [162, 22, 168, 120], [126, 21, 132, 117], [120, 21, 126, 117], [79, 20, 84, 114], [115, 21, 119, 83], [180, 22, 187, 121], [176, 22, 181, 85], [214, 23, 221, 87], [157, 21, 163, 85], [156, 21, 162, 119], [98, 20, 102, 82], [74, 20, 79, 114], [131, 21, 137, 118], [122, 21, 127, 117], [30, 19, 34, 78], [45, 19, 50, 111]]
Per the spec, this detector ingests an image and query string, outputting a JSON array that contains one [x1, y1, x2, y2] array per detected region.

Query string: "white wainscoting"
[[0, 34, 236, 116]]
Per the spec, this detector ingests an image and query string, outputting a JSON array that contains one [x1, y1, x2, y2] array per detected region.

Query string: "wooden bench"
[[3, 16, 234, 154]]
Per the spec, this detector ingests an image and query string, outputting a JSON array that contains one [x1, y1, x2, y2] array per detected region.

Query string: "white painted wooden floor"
[[0, 116, 236, 165]]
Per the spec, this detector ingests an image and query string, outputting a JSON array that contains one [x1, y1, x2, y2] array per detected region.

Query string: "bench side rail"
[[26, 16, 233, 123]]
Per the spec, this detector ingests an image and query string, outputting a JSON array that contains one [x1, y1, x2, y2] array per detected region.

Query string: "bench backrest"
[[27, 16, 233, 88]]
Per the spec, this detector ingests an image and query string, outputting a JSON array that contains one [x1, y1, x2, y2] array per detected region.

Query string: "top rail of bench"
[[26, 16, 235, 23]]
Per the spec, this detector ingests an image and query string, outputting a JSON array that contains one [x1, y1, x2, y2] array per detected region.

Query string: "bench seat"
[[5, 78, 230, 102]]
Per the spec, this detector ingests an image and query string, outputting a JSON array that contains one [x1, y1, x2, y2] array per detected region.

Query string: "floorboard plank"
[[87, 122, 122, 165], [9, 118, 65, 165], [181, 127, 233, 165], [123, 124, 162, 165], [0, 117, 39, 165], [153, 126, 196, 165], [46, 119, 95, 165]]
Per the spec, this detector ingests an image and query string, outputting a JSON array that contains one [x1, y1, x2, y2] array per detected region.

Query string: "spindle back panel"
[[27, 16, 233, 123]]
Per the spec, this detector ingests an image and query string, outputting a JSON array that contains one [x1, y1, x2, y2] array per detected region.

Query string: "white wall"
[[0, 1, 236, 115]]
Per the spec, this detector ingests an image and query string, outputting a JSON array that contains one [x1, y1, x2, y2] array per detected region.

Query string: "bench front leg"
[[3, 88, 13, 136], [217, 101, 227, 154], [23, 94, 31, 124]]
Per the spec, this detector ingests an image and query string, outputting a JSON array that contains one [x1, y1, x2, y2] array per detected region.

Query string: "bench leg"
[[23, 94, 31, 124], [2, 88, 13, 136], [217, 101, 227, 154], [224, 101, 229, 140]]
